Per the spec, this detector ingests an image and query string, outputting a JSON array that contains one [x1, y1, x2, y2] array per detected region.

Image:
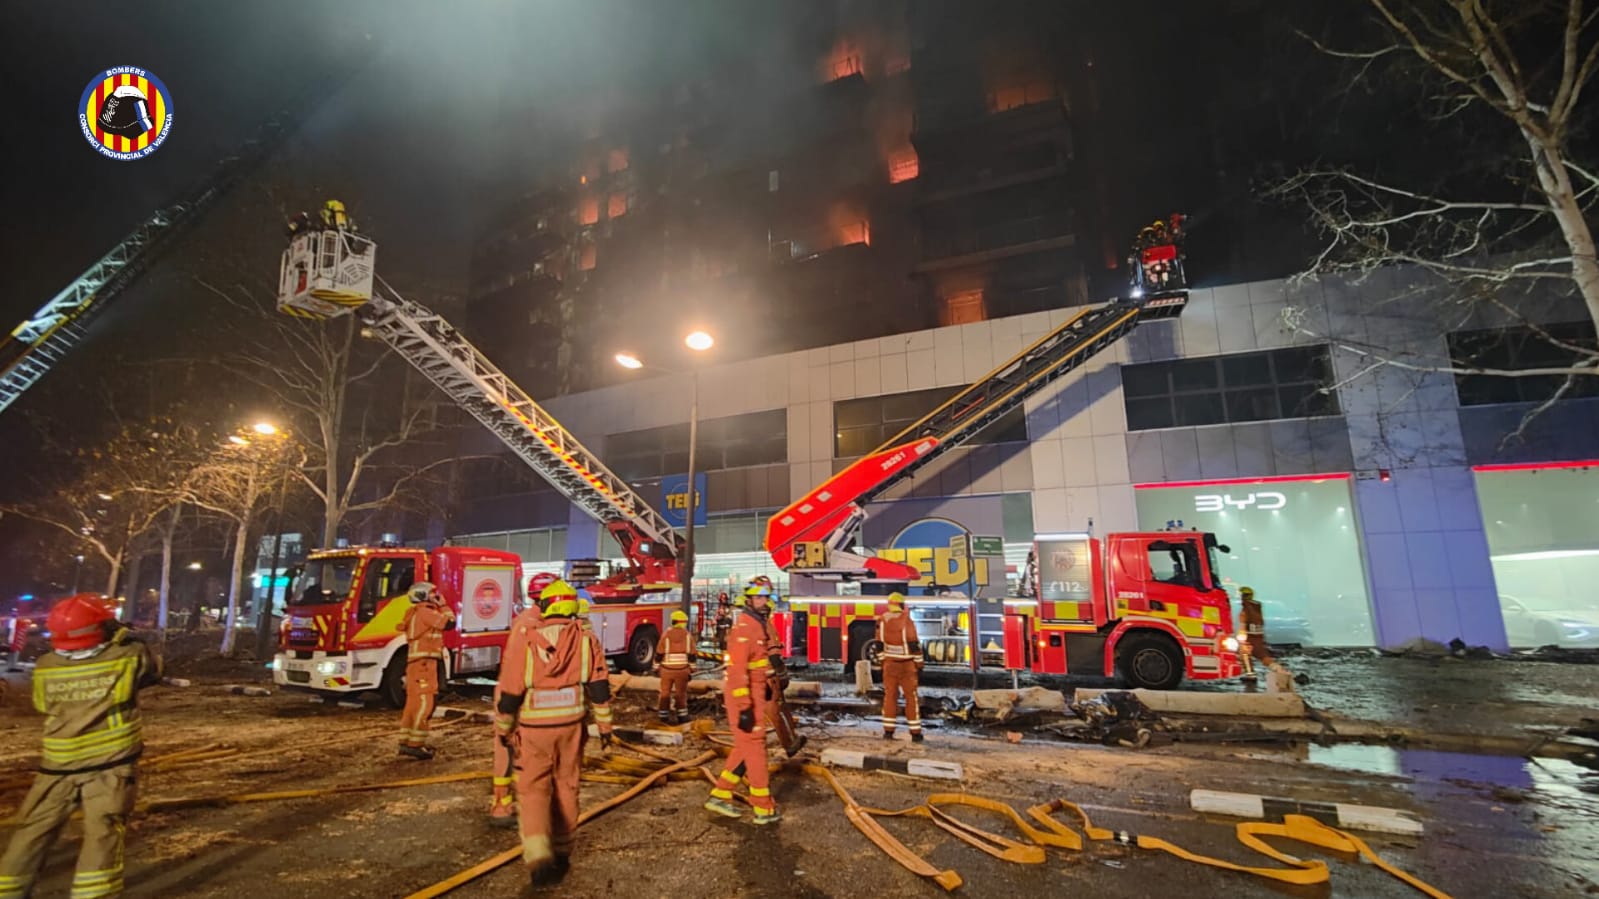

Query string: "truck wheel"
[[1116, 633, 1183, 690], [381, 648, 408, 709], [624, 626, 658, 674]]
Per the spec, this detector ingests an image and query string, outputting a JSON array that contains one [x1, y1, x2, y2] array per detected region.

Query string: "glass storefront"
[[1134, 475, 1375, 646], [1475, 463, 1599, 648]]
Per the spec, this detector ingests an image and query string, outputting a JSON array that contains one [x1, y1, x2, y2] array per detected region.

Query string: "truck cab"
[[273, 545, 522, 705], [1003, 530, 1242, 689]]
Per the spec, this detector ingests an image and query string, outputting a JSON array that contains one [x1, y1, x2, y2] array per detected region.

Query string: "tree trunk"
[[219, 514, 252, 656], [1527, 140, 1599, 336], [158, 507, 178, 637], [103, 549, 123, 605], [123, 551, 146, 623]]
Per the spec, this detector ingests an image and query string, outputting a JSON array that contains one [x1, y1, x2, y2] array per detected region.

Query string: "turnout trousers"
[[708, 674, 775, 817], [514, 723, 584, 867], [398, 657, 440, 748], [881, 658, 921, 737], [658, 666, 691, 718], [0, 763, 136, 899]]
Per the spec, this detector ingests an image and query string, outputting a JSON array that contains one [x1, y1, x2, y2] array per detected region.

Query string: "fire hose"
[[402, 750, 716, 899]]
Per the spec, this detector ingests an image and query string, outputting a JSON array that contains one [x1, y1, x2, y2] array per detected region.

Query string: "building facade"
[[449, 270, 1599, 653]]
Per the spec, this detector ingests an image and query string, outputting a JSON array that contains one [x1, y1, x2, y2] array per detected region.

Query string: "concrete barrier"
[[1074, 688, 1305, 718], [1191, 789, 1423, 836], [821, 748, 963, 781]]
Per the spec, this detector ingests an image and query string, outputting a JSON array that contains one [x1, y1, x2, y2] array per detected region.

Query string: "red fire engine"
[[272, 213, 685, 703], [274, 546, 521, 705], [764, 220, 1231, 687], [1002, 531, 1242, 689]]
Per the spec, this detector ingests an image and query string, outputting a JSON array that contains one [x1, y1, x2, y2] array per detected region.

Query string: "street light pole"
[[255, 468, 290, 662], [681, 370, 699, 618]]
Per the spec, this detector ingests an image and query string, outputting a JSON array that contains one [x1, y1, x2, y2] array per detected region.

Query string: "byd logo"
[[1194, 491, 1286, 513]]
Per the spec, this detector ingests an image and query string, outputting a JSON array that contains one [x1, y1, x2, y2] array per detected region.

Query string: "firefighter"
[[494, 580, 613, 888], [0, 595, 160, 899], [1238, 586, 1274, 670], [321, 198, 351, 231], [489, 595, 544, 830], [713, 592, 732, 651], [398, 582, 455, 760], [704, 584, 780, 824], [655, 610, 693, 724], [878, 593, 924, 742]]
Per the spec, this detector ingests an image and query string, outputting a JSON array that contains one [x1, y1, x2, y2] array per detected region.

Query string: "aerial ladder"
[[0, 57, 372, 416], [275, 217, 683, 600], [767, 215, 1190, 584]]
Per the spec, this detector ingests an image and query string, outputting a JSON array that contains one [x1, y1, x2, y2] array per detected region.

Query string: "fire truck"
[[1002, 531, 1242, 689], [276, 545, 522, 705], [270, 215, 684, 702], [764, 218, 1242, 687]]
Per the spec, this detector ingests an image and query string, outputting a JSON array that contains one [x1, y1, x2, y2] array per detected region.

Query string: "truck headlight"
[[1222, 636, 1240, 652], [315, 660, 346, 675]]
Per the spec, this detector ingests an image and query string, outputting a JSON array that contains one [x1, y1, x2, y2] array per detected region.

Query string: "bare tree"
[[185, 428, 304, 655], [0, 419, 202, 608], [1272, 0, 1599, 411]]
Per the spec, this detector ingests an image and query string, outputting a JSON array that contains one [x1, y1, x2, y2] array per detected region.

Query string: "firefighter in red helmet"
[[0, 595, 161, 899]]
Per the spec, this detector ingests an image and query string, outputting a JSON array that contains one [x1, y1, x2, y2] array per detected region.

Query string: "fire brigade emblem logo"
[[78, 66, 173, 160], [473, 578, 504, 620], [1050, 547, 1079, 573]]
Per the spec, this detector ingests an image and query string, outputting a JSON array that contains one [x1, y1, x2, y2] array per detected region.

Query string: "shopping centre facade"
[[446, 271, 1599, 652]]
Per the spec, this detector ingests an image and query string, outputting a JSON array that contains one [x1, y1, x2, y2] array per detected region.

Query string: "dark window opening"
[[607, 409, 787, 481], [833, 386, 1027, 458], [1448, 322, 1599, 406], [1121, 345, 1340, 431]]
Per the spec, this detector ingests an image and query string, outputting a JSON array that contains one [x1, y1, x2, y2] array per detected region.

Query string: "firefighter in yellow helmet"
[[655, 609, 694, 724], [877, 593, 924, 742], [705, 583, 780, 823], [321, 198, 351, 230], [1238, 586, 1274, 669], [0, 596, 162, 899], [398, 582, 454, 760], [494, 578, 611, 887]]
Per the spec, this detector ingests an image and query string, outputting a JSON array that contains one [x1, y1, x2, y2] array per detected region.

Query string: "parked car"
[[1257, 600, 1314, 647], [1499, 595, 1599, 648]]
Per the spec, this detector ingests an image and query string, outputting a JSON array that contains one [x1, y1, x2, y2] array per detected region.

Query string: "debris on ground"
[[1383, 637, 1452, 659], [1070, 690, 1162, 748]]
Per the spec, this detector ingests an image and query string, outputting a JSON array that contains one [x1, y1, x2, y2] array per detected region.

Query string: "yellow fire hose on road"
[[403, 750, 717, 899]]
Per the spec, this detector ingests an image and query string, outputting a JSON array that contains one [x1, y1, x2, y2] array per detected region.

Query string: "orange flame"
[[887, 148, 919, 184]]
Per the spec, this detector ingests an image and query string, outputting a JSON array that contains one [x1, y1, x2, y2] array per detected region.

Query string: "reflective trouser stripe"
[[70, 868, 123, 899], [749, 787, 770, 797], [710, 788, 734, 800], [0, 874, 30, 899], [492, 776, 514, 787]]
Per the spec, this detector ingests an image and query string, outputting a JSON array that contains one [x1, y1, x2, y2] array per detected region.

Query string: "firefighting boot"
[[704, 797, 743, 819], [399, 744, 435, 761], [751, 806, 782, 826], [911, 731, 924, 744], [529, 856, 569, 890]]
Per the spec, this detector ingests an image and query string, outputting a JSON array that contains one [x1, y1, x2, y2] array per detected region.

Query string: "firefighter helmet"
[[886, 592, 905, 609], [527, 572, 558, 598], [1239, 586, 1256, 601], [408, 582, 438, 604], [671, 610, 689, 624], [576, 597, 591, 618], [540, 579, 578, 603], [47, 594, 115, 652], [545, 599, 579, 618]]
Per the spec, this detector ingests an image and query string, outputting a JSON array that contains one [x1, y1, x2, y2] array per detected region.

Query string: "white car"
[[1499, 595, 1599, 648]]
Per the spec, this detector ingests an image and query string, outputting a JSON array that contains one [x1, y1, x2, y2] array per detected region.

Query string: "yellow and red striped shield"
[[77, 66, 173, 159]]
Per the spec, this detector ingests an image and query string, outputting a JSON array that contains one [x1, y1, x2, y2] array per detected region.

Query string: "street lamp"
[[187, 561, 203, 571], [614, 330, 714, 616], [242, 421, 294, 663], [251, 421, 280, 436]]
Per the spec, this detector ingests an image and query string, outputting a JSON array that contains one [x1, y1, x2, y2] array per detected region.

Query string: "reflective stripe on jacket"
[[724, 611, 770, 700], [496, 614, 610, 728], [877, 611, 918, 659], [657, 626, 693, 669], [403, 601, 454, 660], [32, 636, 160, 772]]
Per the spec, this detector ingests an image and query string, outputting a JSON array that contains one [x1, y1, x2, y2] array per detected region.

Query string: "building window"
[[887, 149, 920, 184], [941, 291, 986, 326], [1121, 345, 1340, 432], [578, 241, 597, 271], [1448, 322, 1599, 406], [607, 147, 629, 173], [607, 409, 787, 481], [577, 195, 599, 226], [834, 387, 1027, 458], [607, 191, 628, 219]]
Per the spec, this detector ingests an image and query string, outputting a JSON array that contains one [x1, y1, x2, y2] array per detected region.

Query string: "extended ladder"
[[767, 291, 1187, 575], [358, 290, 683, 555]]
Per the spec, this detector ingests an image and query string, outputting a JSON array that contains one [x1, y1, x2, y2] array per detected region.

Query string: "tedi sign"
[[876, 517, 1003, 595]]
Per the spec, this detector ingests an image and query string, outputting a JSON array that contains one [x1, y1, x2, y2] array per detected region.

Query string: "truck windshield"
[[291, 558, 358, 606]]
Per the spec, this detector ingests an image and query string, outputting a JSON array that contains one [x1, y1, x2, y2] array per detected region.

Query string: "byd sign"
[[1194, 491, 1286, 513]]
